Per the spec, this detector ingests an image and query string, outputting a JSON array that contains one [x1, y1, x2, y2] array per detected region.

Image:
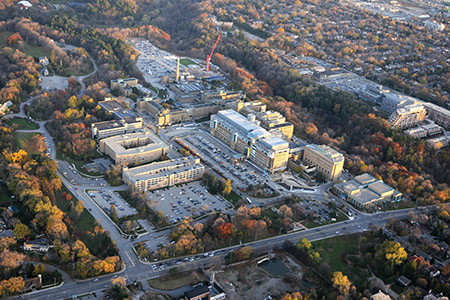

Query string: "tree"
[[32, 264, 46, 276], [376, 241, 407, 270], [332, 271, 351, 295], [5, 33, 22, 46], [110, 204, 119, 224], [0, 249, 26, 270], [13, 223, 30, 240], [296, 238, 312, 251], [223, 179, 232, 196]]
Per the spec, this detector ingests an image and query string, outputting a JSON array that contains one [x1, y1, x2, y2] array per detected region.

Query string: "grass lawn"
[[179, 58, 197, 66], [148, 270, 207, 290], [312, 234, 370, 286], [55, 185, 98, 250], [6, 117, 39, 130], [224, 190, 242, 205], [0, 184, 13, 206], [313, 235, 359, 272], [0, 31, 49, 58], [13, 132, 42, 154]]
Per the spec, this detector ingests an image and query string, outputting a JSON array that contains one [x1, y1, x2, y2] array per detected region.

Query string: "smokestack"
[[176, 58, 180, 82], [210, 271, 215, 286]]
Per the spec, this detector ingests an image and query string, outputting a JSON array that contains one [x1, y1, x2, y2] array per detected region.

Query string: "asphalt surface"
[[11, 207, 418, 300]]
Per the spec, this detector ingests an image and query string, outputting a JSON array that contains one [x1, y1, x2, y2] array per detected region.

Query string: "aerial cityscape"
[[0, 0, 449, 299]]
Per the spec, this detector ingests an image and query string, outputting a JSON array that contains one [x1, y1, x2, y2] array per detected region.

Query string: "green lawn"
[[224, 190, 242, 205], [0, 184, 13, 206], [148, 270, 207, 290], [0, 31, 49, 58], [6, 117, 39, 130], [313, 235, 359, 272], [55, 186, 98, 250], [179, 58, 197, 66], [13, 132, 42, 154]]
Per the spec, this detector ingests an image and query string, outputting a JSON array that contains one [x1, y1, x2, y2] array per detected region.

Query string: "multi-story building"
[[110, 78, 139, 97], [427, 135, 450, 149], [388, 103, 426, 129], [423, 102, 450, 130], [303, 144, 344, 181], [122, 156, 205, 192], [99, 98, 136, 120], [99, 132, 167, 166], [257, 110, 294, 140], [91, 116, 143, 140], [333, 173, 403, 209], [380, 93, 417, 113], [210, 110, 289, 173], [424, 20, 445, 31], [137, 97, 220, 126]]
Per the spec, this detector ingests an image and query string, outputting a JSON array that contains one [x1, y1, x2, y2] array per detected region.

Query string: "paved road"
[[76, 56, 98, 97], [12, 206, 420, 300]]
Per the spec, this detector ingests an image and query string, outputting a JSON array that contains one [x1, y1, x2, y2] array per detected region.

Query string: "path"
[[75, 56, 98, 97]]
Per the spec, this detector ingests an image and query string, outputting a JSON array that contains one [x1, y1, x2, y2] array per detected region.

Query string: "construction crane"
[[206, 34, 221, 74]]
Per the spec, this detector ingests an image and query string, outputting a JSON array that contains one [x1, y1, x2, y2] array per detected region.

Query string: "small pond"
[[257, 257, 290, 277]]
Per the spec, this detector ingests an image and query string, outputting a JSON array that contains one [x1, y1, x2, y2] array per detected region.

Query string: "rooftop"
[[306, 144, 344, 163], [124, 156, 203, 181], [100, 132, 165, 157], [354, 173, 377, 186]]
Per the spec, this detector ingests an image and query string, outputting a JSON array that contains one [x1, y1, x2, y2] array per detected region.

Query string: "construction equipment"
[[206, 34, 221, 73]]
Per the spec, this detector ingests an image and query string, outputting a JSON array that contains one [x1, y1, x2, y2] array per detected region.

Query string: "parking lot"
[[88, 190, 138, 218], [145, 181, 232, 224], [176, 130, 265, 190]]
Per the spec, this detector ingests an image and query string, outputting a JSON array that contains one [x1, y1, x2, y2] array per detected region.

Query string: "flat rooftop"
[[124, 156, 203, 180], [354, 173, 377, 186], [92, 120, 124, 130], [306, 144, 344, 163], [101, 132, 165, 156]]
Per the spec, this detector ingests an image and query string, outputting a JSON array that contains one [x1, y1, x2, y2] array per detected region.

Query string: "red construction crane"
[[206, 34, 221, 74]]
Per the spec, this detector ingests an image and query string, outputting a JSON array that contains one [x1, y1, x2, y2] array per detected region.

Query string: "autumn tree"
[[375, 241, 407, 271], [13, 223, 30, 240], [332, 271, 351, 295], [32, 264, 46, 276], [223, 179, 232, 196], [0, 249, 26, 270], [110, 204, 119, 224], [5, 33, 22, 46]]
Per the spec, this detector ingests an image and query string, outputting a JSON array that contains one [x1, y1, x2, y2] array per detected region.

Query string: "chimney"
[[176, 58, 180, 82]]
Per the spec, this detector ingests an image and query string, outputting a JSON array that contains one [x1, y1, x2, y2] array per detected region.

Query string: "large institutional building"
[[333, 173, 402, 209], [91, 117, 143, 140], [210, 109, 289, 173], [303, 144, 344, 181], [388, 103, 427, 129], [122, 156, 205, 191], [99, 132, 167, 166]]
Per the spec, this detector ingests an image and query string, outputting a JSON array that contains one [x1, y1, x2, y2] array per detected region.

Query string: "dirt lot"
[[215, 254, 306, 300]]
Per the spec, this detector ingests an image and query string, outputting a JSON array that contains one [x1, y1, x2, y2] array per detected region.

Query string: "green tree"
[[13, 223, 30, 240], [332, 271, 351, 295]]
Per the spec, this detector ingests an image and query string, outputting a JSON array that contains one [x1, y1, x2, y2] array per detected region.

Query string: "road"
[[76, 56, 98, 97], [11, 207, 418, 300]]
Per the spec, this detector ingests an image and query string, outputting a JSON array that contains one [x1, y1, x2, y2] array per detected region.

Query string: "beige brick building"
[[210, 110, 289, 172], [99, 132, 167, 166], [122, 156, 205, 191], [303, 144, 344, 181]]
